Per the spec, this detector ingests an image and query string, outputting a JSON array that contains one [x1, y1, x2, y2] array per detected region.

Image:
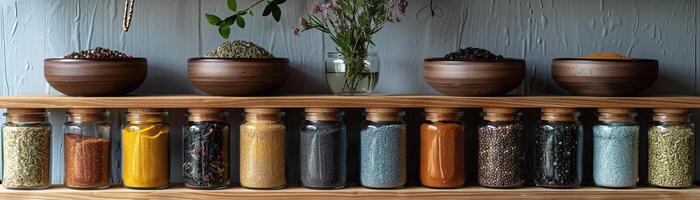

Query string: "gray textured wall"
[[0, 0, 699, 185]]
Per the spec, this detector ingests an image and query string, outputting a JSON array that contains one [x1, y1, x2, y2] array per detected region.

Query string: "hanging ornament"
[[123, 0, 135, 32]]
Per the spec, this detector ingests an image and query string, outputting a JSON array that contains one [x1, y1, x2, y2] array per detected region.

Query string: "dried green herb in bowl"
[[205, 40, 273, 58]]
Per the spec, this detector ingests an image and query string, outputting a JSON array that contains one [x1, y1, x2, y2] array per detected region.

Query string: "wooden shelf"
[[0, 186, 698, 199], [0, 95, 699, 108]]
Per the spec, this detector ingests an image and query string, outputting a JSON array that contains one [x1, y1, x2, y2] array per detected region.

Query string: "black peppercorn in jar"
[[478, 108, 524, 188], [2, 108, 52, 190], [183, 108, 230, 189], [534, 108, 583, 188], [648, 109, 694, 188], [299, 108, 347, 189]]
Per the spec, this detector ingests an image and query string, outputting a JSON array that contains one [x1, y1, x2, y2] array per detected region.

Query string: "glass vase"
[[325, 52, 379, 96]]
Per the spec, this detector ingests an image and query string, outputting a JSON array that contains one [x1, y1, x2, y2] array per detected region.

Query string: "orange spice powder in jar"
[[419, 108, 465, 188]]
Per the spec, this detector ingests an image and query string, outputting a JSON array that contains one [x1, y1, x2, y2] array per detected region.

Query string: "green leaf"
[[224, 15, 237, 26], [237, 11, 247, 15], [273, 0, 286, 5], [205, 14, 222, 26], [236, 17, 246, 28], [272, 6, 282, 22], [262, 4, 273, 16], [227, 0, 237, 11], [219, 25, 231, 39]]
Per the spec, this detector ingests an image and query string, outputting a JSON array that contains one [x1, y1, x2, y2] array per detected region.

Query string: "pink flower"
[[397, 0, 408, 16], [311, 2, 321, 14], [298, 17, 309, 29], [385, 9, 394, 20], [321, 3, 331, 17], [330, 0, 340, 8], [293, 27, 301, 36]]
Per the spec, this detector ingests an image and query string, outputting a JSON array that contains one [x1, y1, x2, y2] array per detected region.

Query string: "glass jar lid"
[[597, 108, 636, 123], [67, 108, 106, 122], [483, 107, 519, 122], [4, 108, 47, 122], [244, 108, 283, 121], [188, 108, 225, 122], [305, 108, 342, 121], [653, 108, 691, 122], [540, 108, 579, 122], [365, 108, 402, 122], [126, 108, 167, 123], [425, 107, 461, 122]]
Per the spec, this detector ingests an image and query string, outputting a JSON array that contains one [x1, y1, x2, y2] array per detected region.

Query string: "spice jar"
[[478, 108, 524, 188], [300, 108, 347, 189], [2, 108, 51, 189], [122, 108, 170, 189], [420, 108, 464, 189], [64, 109, 111, 189], [593, 108, 639, 188], [648, 109, 694, 188], [360, 108, 406, 189], [240, 108, 286, 189], [183, 108, 230, 189], [534, 108, 583, 188]]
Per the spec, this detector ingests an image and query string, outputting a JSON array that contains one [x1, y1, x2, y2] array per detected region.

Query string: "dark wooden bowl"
[[187, 58, 289, 96], [424, 58, 526, 96], [552, 58, 659, 96], [44, 58, 147, 96]]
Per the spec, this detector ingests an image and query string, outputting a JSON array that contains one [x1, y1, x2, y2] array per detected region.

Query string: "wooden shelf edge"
[[0, 186, 698, 199], [1, 95, 700, 108]]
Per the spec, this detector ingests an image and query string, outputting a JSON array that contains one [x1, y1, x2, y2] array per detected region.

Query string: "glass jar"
[[420, 108, 464, 189], [300, 108, 347, 189], [2, 108, 51, 189], [593, 108, 639, 188], [648, 109, 694, 188], [240, 108, 286, 189], [64, 109, 111, 189], [183, 108, 230, 189], [122, 108, 170, 189], [325, 52, 379, 96], [478, 108, 524, 188], [360, 108, 406, 189], [534, 108, 583, 188]]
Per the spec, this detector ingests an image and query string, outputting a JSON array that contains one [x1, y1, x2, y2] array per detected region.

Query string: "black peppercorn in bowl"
[[44, 58, 147, 96], [423, 58, 526, 96]]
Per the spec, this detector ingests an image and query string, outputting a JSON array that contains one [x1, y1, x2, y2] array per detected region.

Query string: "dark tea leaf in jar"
[[183, 121, 230, 189]]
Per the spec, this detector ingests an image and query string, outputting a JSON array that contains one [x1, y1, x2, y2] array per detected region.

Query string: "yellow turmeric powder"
[[122, 110, 170, 189], [578, 52, 632, 60]]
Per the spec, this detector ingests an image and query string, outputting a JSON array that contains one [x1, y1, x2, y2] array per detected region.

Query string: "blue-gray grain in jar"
[[360, 108, 406, 189], [592, 108, 639, 188]]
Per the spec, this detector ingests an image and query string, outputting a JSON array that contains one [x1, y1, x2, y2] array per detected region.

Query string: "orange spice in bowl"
[[577, 52, 632, 60]]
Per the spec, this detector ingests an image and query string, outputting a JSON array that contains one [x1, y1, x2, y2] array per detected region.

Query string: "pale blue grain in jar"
[[592, 108, 639, 188], [360, 108, 406, 189]]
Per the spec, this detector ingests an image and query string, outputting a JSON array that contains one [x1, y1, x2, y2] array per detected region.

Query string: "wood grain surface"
[[423, 59, 526, 96], [187, 58, 289, 96], [44, 58, 148, 96], [551, 59, 659, 96], [0, 95, 700, 108], [0, 186, 698, 200]]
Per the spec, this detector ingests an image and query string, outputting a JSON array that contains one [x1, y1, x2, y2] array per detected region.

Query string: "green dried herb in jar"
[[648, 109, 695, 188], [2, 108, 52, 189]]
